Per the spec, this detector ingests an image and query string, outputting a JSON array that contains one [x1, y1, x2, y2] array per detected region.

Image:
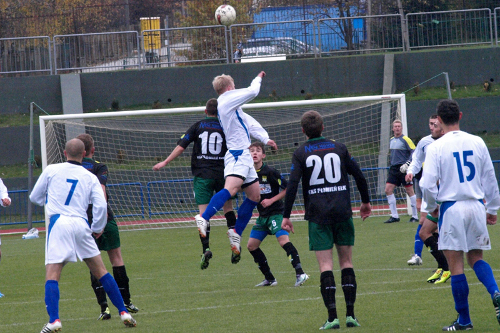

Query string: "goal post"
[[39, 94, 409, 231]]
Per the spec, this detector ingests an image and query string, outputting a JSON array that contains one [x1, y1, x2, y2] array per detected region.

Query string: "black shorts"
[[386, 165, 413, 187]]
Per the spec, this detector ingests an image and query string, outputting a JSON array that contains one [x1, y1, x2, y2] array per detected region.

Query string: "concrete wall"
[[1, 47, 499, 114], [1, 47, 499, 167]]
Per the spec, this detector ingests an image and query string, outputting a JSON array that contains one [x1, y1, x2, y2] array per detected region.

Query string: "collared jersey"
[[421, 130, 500, 214], [283, 137, 370, 225], [407, 134, 437, 176], [82, 157, 114, 223], [390, 135, 415, 166], [256, 163, 287, 217], [178, 117, 227, 179], [29, 161, 107, 234], [217, 76, 270, 151]]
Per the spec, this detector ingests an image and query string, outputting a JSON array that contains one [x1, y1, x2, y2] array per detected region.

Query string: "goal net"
[[40, 94, 408, 231]]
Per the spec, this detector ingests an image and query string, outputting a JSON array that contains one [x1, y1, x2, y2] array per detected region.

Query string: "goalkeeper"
[[383, 119, 418, 224], [153, 98, 236, 269], [77, 134, 139, 320]]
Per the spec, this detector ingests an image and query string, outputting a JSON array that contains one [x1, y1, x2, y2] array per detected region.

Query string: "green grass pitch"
[[1, 215, 500, 332]]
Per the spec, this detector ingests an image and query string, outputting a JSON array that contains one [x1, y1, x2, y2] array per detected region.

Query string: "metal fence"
[[142, 25, 228, 68], [229, 20, 318, 63], [0, 8, 500, 76], [53, 31, 141, 74], [3, 161, 500, 229], [406, 9, 493, 50], [496, 8, 500, 45], [318, 14, 404, 56], [0, 36, 52, 75]]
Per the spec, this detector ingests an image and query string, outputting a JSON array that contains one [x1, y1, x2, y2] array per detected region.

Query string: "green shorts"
[[252, 214, 283, 235], [308, 218, 355, 251], [193, 176, 225, 205], [95, 218, 121, 251]]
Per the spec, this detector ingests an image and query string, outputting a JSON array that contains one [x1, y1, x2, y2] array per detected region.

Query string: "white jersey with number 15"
[[421, 130, 500, 215]]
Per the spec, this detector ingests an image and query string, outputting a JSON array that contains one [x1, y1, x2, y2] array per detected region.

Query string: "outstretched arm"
[[153, 145, 185, 171]]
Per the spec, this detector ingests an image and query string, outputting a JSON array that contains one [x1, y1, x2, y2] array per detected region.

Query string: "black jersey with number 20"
[[283, 137, 370, 225]]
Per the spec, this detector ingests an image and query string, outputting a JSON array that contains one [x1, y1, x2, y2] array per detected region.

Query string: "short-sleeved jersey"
[[178, 117, 227, 179], [217, 76, 270, 151], [283, 137, 370, 225], [407, 134, 436, 177], [82, 157, 114, 224], [256, 163, 287, 217], [29, 161, 107, 234], [390, 135, 415, 166], [421, 130, 500, 214]]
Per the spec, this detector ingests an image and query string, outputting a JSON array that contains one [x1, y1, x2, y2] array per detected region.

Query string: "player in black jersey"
[[282, 111, 371, 330], [153, 98, 236, 268], [247, 142, 309, 287], [76, 134, 139, 321]]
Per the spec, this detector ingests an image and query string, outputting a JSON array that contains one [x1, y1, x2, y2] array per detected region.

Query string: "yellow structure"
[[140, 17, 161, 51]]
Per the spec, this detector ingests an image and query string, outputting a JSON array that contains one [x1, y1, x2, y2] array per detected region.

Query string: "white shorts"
[[224, 149, 258, 185], [45, 215, 100, 265], [438, 199, 490, 252]]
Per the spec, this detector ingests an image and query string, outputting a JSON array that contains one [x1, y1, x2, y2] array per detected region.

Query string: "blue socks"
[[473, 260, 500, 297], [451, 274, 471, 325], [45, 280, 60, 323], [414, 224, 423, 257], [234, 198, 259, 236], [100, 273, 127, 314], [202, 189, 231, 221]]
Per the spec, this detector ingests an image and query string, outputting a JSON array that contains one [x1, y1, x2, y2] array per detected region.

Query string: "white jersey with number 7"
[[420, 130, 500, 214], [29, 162, 107, 234]]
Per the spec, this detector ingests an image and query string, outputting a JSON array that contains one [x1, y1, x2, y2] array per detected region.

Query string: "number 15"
[[453, 150, 475, 183]]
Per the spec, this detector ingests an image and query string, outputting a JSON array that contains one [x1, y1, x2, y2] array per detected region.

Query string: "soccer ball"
[[215, 5, 236, 26]]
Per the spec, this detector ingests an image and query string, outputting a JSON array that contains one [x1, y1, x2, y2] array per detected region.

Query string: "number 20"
[[306, 153, 341, 185], [453, 150, 475, 183]]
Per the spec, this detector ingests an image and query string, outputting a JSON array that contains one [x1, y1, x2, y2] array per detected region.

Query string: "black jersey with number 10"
[[283, 137, 370, 225], [178, 117, 227, 179]]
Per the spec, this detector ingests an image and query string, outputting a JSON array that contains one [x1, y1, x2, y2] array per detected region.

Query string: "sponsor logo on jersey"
[[305, 142, 336, 153]]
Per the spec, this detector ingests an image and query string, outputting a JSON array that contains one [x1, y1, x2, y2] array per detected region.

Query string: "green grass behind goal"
[[1, 216, 500, 332]]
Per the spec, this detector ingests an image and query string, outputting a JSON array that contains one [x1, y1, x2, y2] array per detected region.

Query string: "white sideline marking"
[[0, 281, 489, 328]]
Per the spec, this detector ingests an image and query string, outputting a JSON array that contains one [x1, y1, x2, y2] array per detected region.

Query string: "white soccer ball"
[[215, 5, 236, 26]]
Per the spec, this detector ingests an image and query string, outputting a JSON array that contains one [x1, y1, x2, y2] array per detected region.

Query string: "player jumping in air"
[[194, 71, 277, 263], [153, 99, 237, 268]]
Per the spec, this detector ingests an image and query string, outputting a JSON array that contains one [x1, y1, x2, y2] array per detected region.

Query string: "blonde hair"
[[392, 119, 402, 126], [212, 74, 234, 95]]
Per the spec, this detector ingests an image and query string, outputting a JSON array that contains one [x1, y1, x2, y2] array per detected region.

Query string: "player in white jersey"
[[0, 177, 11, 298], [195, 71, 278, 263], [420, 100, 500, 331], [403, 116, 450, 283], [30, 139, 136, 332]]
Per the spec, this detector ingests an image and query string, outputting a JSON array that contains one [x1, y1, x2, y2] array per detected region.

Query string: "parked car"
[[240, 37, 318, 61]]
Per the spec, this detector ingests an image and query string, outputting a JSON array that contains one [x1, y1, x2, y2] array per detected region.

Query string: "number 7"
[[65, 179, 79, 205]]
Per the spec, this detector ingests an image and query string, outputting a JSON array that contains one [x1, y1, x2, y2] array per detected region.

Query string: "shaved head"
[[65, 138, 85, 161]]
